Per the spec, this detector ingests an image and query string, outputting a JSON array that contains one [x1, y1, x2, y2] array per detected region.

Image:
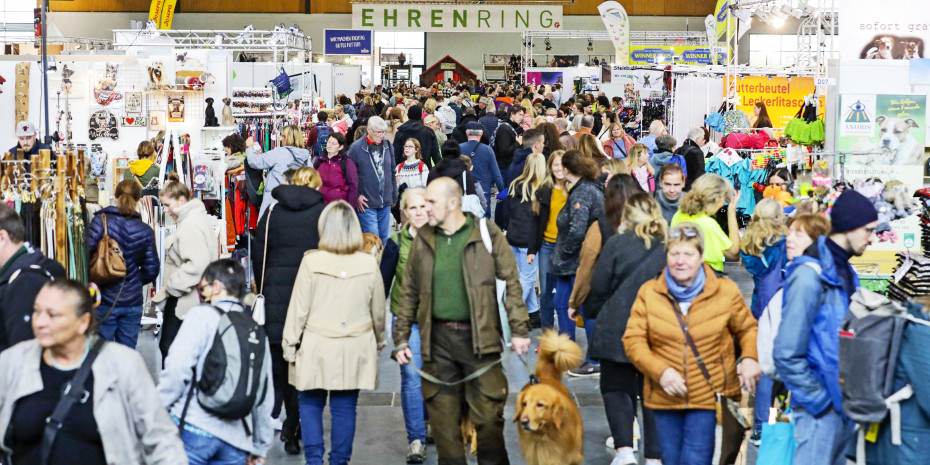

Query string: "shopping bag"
[[757, 412, 796, 465]]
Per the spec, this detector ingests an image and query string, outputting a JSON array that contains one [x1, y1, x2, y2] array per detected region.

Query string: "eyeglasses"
[[404, 145, 416, 149], [668, 226, 700, 239], [370, 130, 386, 135]]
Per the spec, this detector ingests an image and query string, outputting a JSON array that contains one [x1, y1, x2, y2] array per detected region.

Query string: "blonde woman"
[[246, 124, 311, 217], [283, 200, 386, 465], [624, 222, 759, 465], [520, 98, 535, 130], [602, 123, 633, 159], [539, 150, 567, 331], [423, 98, 437, 116], [670, 173, 741, 272], [737, 197, 789, 443], [625, 143, 655, 192], [531, 115, 548, 128], [423, 114, 447, 148], [578, 133, 609, 169], [601, 158, 630, 185], [506, 153, 553, 320], [585, 193, 668, 465]]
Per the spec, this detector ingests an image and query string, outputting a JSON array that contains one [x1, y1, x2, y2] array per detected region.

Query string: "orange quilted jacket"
[[623, 264, 758, 411]]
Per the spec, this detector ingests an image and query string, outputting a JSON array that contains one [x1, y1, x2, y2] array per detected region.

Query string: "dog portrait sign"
[[89, 110, 119, 140], [168, 96, 185, 122], [837, 94, 926, 165], [125, 92, 142, 113]]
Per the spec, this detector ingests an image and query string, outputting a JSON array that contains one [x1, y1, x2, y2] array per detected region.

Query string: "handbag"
[[252, 205, 273, 325], [671, 306, 749, 465], [40, 337, 107, 465], [89, 214, 127, 284], [461, 172, 485, 217]]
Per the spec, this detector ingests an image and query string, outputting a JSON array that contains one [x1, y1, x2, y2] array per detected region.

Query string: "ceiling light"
[[781, 4, 804, 19], [770, 10, 788, 27]]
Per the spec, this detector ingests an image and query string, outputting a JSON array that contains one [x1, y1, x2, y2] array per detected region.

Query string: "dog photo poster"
[[840, 0, 927, 60], [837, 94, 927, 166]]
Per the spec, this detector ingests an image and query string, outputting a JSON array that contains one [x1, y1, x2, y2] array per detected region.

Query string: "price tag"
[[815, 77, 836, 86], [894, 254, 913, 284]]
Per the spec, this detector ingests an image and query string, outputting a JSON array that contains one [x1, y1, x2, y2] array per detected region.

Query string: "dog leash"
[[410, 346, 538, 387]]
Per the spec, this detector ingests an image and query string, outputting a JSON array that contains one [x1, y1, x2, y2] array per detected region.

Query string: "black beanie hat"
[[408, 105, 422, 121], [830, 189, 879, 233]]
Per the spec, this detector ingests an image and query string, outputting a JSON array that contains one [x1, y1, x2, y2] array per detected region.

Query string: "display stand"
[[382, 65, 414, 88]]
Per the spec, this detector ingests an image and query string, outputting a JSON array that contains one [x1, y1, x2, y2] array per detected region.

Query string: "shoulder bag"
[[40, 337, 107, 465], [671, 305, 749, 465], [89, 214, 127, 284], [252, 205, 273, 325], [461, 172, 485, 218]]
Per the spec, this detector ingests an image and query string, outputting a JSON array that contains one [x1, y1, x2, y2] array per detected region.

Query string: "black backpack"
[[180, 303, 269, 433]]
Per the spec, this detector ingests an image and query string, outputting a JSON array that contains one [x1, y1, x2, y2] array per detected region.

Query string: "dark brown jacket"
[[392, 214, 529, 362]]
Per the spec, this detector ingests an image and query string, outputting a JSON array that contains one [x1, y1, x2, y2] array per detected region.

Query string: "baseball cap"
[[465, 122, 483, 131], [15, 121, 36, 137]]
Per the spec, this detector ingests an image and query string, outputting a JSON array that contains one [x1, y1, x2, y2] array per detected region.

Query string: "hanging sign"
[[324, 30, 372, 55], [352, 3, 563, 32], [125, 92, 142, 113], [839, 0, 928, 60], [714, 0, 736, 41], [598, 1, 630, 66], [837, 94, 927, 164], [159, 0, 178, 30], [168, 96, 185, 122], [724, 76, 816, 128], [121, 116, 147, 127], [89, 110, 119, 140], [628, 46, 726, 65]]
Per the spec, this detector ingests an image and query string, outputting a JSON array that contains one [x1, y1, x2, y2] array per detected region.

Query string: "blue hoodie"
[[739, 237, 787, 319], [774, 236, 859, 417]]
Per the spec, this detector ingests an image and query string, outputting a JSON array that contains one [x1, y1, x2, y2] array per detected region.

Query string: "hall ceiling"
[[48, 0, 715, 16]]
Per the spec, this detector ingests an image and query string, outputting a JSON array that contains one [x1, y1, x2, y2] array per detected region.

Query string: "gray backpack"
[[180, 303, 269, 434]]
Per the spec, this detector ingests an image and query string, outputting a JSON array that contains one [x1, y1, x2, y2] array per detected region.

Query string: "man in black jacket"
[[0, 204, 66, 351], [493, 106, 525, 171], [676, 127, 707, 191], [450, 107, 487, 145], [393, 105, 442, 168]]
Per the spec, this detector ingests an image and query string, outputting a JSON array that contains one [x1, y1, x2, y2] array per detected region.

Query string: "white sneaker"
[[272, 415, 284, 431], [610, 447, 637, 465], [406, 439, 426, 464], [605, 437, 614, 449]]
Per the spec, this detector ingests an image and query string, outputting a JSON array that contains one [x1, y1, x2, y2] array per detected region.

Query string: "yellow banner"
[[714, 0, 735, 41], [725, 76, 814, 129], [159, 0, 178, 30], [148, 0, 164, 24]]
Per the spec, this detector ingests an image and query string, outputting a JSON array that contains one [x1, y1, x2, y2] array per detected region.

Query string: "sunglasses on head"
[[669, 226, 700, 239]]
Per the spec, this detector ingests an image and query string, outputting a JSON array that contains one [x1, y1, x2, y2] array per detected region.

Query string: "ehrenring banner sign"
[[352, 3, 564, 32]]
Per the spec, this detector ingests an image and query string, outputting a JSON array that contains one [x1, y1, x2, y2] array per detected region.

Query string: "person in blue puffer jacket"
[[86, 179, 160, 349], [866, 302, 930, 465], [774, 189, 878, 465]]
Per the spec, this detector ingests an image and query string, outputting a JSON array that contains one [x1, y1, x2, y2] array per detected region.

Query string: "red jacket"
[[313, 152, 359, 208]]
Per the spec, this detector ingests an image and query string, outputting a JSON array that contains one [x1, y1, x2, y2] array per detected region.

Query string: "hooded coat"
[[253, 185, 325, 343], [0, 245, 65, 351]]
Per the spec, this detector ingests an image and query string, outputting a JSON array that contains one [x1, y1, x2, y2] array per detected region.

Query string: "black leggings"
[[270, 343, 300, 437], [159, 297, 181, 363], [600, 360, 662, 460]]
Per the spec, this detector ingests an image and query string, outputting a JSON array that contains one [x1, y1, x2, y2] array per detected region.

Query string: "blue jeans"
[[299, 389, 360, 465], [510, 246, 540, 314], [793, 407, 856, 465], [753, 374, 774, 437], [653, 409, 717, 465], [180, 429, 248, 465], [393, 317, 428, 443], [552, 275, 577, 340], [357, 205, 392, 245], [538, 241, 557, 329], [96, 305, 143, 349]]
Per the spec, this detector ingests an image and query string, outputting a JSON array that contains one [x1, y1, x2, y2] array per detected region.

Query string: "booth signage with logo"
[[628, 46, 726, 65], [324, 30, 372, 55], [724, 76, 815, 128], [352, 3, 563, 32], [839, 0, 928, 60]]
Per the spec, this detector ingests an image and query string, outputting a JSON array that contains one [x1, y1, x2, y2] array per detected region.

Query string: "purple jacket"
[[313, 152, 359, 208]]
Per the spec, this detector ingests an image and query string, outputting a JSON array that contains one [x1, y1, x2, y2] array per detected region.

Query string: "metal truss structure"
[[111, 29, 311, 62]]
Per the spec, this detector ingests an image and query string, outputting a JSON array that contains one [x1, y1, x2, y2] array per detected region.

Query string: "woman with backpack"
[[584, 193, 667, 465], [253, 166, 327, 455], [86, 179, 160, 349], [738, 198, 788, 445], [314, 132, 359, 208], [506, 153, 552, 325], [379, 188, 431, 463], [283, 200, 385, 465], [246, 124, 311, 218], [396, 138, 429, 192]]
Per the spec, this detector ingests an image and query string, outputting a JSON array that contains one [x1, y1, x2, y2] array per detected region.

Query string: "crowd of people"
[[0, 78, 924, 465]]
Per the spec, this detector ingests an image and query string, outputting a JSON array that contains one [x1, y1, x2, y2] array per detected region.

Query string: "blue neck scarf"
[[665, 266, 706, 303]]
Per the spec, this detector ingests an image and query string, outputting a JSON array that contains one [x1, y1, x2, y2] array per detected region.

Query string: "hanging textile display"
[[14, 63, 29, 129]]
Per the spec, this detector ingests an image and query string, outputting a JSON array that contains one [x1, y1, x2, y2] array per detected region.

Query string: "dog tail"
[[536, 330, 583, 378]]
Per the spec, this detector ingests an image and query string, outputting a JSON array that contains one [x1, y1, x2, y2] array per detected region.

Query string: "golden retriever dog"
[[361, 233, 383, 262], [514, 330, 584, 465]]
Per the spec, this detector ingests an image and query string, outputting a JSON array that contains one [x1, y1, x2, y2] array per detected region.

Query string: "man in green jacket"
[[393, 177, 530, 465]]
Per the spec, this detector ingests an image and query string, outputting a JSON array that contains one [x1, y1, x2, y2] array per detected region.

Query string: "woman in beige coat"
[[154, 177, 218, 360], [283, 200, 385, 465]]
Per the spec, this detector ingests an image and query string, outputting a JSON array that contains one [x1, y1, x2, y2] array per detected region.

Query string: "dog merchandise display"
[[220, 97, 234, 126], [204, 97, 219, 127]]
